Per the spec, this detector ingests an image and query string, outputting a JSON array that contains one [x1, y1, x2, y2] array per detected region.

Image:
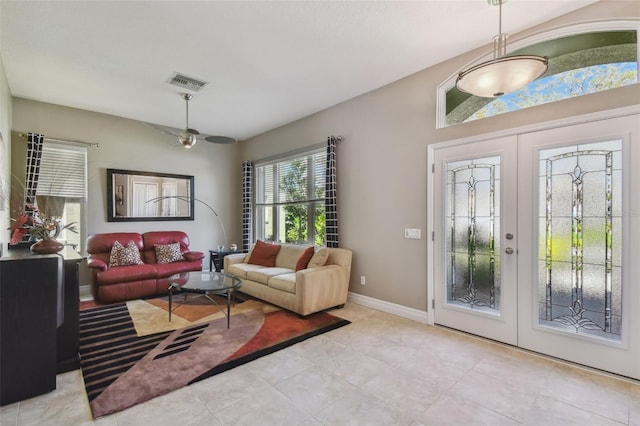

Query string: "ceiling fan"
[[148, 93, 236, 148]]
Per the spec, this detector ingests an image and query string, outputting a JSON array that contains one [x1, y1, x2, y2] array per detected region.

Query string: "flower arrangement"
[[8, 196, 77, 245]]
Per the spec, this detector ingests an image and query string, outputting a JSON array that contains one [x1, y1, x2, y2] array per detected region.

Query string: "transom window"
[[444, 29, 638, 127], [254, 147, 326, 245]]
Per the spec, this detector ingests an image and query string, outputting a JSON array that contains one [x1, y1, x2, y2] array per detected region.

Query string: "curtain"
[[242, 160, 253, 252], [24, 133, 45, 216], [325, 136, 339, 248]]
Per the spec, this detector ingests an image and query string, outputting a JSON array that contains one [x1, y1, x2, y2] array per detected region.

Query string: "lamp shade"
[[456, 55, 548, 98]]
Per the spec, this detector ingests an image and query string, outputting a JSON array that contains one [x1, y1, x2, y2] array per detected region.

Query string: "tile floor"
[[1, 302, 639, 425]]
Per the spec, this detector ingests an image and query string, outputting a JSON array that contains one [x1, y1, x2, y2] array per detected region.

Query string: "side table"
[[209, 249, 247, 272]]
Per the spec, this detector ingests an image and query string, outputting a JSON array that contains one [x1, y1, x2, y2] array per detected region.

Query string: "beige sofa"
[[224, 244, 352, 316]]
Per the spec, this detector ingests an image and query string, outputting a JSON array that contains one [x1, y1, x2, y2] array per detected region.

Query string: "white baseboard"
[[347, 292, 429, 325]]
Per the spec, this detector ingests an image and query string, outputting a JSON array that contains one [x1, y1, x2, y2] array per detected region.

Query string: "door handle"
[[505, 247, 514, 255]]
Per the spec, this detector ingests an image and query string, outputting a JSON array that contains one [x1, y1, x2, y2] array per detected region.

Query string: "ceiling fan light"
[[179, 132, 197, 148], [456, 55, 548, 97]]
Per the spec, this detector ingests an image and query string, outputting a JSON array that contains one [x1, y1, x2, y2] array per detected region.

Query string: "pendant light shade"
[[455, 0, 548, 98], [456, 55, 548, 97]]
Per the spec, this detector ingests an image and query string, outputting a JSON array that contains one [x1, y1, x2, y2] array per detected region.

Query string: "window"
[[255, 147, 326, 246], [36, 142, 87, 252], [443, 29, 638, 127]]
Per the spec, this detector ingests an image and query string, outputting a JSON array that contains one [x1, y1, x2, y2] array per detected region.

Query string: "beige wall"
[[11, 99, 242, 265], [0, 53, 12, 255], [240, 1, 640, 311]]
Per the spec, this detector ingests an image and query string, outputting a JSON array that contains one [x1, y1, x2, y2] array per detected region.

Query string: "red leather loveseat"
[[86, 231, 204, 303]]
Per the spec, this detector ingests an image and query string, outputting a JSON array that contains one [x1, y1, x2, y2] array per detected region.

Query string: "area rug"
[[78, 295, 350, 418]]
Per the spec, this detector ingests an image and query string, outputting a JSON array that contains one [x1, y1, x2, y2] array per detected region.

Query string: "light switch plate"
[[404, 228, 421, 239]]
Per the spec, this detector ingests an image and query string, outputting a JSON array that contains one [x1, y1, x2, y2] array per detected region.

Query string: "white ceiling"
[[1, 1, 597, 142]]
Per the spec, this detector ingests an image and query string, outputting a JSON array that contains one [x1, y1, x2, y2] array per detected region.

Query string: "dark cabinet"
[[0, 247, 82, 406], [57, 247, 82, 373], [0, 253, 63, 406]]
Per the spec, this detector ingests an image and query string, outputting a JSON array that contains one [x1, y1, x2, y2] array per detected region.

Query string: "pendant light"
[[456, 0, 548, 98]]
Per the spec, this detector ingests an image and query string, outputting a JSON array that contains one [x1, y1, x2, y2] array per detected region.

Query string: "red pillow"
[[247, 240, 281, 267], [295, 246, 315, 271]]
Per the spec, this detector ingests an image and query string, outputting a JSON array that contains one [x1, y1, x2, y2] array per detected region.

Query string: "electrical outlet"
[[360, 276, 366, 285]]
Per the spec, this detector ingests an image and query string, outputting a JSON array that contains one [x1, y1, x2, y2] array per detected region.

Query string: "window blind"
[[36, 143, 87, 198], [256, 148, 326, 206]]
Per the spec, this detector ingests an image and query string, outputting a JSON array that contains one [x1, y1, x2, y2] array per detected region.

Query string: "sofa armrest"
[[87, 257, 108, 272], [295, 265, 350, 315], [224, 253, 248, 270], [183, 251, 204, 262]]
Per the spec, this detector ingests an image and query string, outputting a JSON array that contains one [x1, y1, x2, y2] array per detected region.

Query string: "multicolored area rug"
[[78, 295, 350, 418]]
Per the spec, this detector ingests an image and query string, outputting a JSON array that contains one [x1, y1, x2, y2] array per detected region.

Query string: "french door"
[[433, 136, 519, 345], [432, 114, 640, 379]]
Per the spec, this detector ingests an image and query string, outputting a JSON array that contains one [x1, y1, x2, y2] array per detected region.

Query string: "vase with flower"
[[8, 196, 78, 254]]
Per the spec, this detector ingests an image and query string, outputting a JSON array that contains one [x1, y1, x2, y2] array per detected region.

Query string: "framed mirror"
[[107, 168, 195, 222]]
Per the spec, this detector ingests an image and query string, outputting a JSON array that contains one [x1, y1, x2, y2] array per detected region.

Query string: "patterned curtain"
[[325, 136, 339, 248], [242, 160, 253, 252], [24, 133, 45, 217]]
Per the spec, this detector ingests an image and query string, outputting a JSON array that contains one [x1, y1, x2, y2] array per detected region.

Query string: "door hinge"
[[432, 163, 435, 173], [432, 299, 435, 309], [432, 231, 435, 241]]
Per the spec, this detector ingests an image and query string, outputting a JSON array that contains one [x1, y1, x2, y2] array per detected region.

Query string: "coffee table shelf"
[[168, 271, 242, 328]]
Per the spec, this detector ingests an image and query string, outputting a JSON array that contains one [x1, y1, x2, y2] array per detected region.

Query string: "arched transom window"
[[443, 27, 638, 127]]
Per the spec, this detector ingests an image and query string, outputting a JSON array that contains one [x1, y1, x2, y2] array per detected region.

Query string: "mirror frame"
[[106, 168, 195, 222]]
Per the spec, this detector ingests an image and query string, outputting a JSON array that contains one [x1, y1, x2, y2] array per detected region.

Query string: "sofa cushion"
[[247, 267, 294, 285], [295, 246, 315, 271], [183, 251, 204, 262], [308, 248, 329, 268], [142, 231, 191, 264], [154, 261, 202, 278], [98, 263, 157, 285], [109, 240, 144, 267], [274, 244, 309, 270], [268, 273, 297, 294], [247, 240, 281, 267], [155, 242, 184, 264], [226, 263, 266, 279]]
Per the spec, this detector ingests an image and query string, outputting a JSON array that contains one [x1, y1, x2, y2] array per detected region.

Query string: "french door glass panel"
[[537, 140, 622, 341], [446, 156, 501, 315]]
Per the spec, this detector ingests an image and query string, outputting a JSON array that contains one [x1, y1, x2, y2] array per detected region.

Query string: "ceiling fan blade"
[[204, 135, 237, 144], [144, 122, 180, 137]]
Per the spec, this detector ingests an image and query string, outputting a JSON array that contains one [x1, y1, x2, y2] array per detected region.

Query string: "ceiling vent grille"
[[167, 73, 209, 92]]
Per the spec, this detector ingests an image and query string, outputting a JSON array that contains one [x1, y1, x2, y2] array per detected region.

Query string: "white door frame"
[[427, 105, 640, 328]]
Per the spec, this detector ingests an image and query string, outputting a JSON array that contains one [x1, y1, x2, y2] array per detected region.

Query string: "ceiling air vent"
[[167, 73, 209, 92]]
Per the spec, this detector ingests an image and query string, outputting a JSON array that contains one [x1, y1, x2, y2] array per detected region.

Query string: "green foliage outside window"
[[281, 159, 326, 245]]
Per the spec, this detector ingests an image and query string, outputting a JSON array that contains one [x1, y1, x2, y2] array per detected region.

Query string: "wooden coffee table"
[[168, 271, 242, 328]]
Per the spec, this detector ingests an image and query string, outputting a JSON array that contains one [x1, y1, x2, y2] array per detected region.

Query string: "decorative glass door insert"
[[538, 140, 622, 341], [446, 156, 501, 315]]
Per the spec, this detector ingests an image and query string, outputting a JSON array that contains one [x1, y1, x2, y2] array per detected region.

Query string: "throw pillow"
[[307, 248, 329, 268], [109, 240, 144, 268], [295, 246, 315, 271], [247, 240, 281, 267], [155, 242, 184, 264]]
